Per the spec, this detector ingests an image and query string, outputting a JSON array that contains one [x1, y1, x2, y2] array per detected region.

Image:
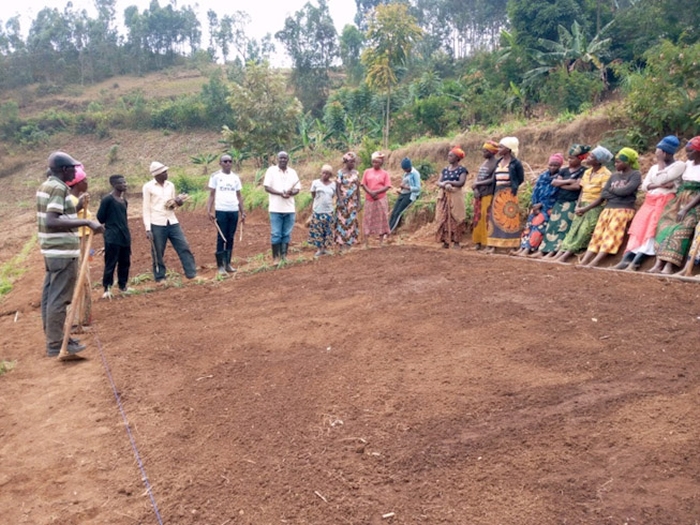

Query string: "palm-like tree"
[[524, 20, 613, 88]]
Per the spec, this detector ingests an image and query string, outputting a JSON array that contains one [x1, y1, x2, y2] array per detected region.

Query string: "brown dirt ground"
[[2, 209, 700, 525]]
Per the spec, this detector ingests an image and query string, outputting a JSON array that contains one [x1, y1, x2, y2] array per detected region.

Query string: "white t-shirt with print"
[[208, 170, 242, 212]]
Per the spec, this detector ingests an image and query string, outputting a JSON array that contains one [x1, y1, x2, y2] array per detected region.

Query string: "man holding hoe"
[[37, 151, 104, 358]]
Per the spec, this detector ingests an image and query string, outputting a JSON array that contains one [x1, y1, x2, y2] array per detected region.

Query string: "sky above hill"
[[0, 0, 358, 66]]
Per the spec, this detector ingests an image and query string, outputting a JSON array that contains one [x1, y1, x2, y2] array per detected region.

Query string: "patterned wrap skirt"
[[586, 208, 636, 254], [539, 201, 576, 253], [436, 188, 467, 243], [655, 183, 700, 266], [520, 209, 550, 250], [363, 197, 390, 237], [560, 202, 603, 253], [472, 194, 492, 245], [486, 185, 521, 248], [309, 212, 334, 249]]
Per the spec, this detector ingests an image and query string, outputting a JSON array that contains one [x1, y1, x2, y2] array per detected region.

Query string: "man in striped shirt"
[[37, 151, 104, 358]]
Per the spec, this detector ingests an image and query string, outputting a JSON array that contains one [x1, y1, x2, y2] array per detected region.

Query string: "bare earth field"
[[1, 211, 700, 525]]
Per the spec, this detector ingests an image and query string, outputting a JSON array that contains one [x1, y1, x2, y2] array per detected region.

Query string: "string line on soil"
[[93, 328, 164, 525]]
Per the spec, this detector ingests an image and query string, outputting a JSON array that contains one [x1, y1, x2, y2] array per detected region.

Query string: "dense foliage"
[[0, 0, 698, 157]]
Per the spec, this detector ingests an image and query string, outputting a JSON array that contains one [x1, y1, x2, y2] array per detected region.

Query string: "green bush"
[[616, 40, 700, 142], [539, 69, 603, 113], [172, 173, 208, 194]]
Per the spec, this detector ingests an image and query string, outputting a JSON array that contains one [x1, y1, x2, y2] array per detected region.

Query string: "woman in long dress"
[[335, 152, 361, 251], [484, 137, 524, 253], [648, 136, 700, 274], [435, 147, 468, 249], [614, 136, 685, 271], [554, 146, 613, 263], [361, 151, 392, 246], [471, 141, 499, 250]]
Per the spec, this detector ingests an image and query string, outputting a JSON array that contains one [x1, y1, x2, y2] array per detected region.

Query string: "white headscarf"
[[499, 137, 519, 157]]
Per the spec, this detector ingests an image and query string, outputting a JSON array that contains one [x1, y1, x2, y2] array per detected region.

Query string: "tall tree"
[[221, 61, 303, 165], [361, 3, 422, 147], [276, 0, 338, 116], [339, 24, 365, 85]]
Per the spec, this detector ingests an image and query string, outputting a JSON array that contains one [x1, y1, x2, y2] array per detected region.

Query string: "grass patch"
[[0, 235, 37, 298], [0, 360, 17, 376]]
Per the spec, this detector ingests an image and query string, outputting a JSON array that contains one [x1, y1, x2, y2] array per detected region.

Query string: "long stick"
[[446, 190, 453, 244], [148, 235, 161, 276], [213, 218, 227, 250], [58, 233, 93, 359], [74, 195, 90, 328], [684, 232, 700, 276]]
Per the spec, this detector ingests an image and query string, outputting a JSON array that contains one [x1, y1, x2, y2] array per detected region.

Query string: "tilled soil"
[[1, 211, 700, 525]]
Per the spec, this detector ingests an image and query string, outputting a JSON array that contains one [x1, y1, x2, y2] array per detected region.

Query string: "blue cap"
[[656, 135, 680, 154], [401, 157, 412, 170]]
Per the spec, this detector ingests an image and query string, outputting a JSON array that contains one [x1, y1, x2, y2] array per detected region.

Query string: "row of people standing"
[[436, 138, 524, 251]]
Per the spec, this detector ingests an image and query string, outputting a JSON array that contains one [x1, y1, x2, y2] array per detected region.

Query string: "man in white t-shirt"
[[263, 151, 301, 262], [206, 154, 245, 274]]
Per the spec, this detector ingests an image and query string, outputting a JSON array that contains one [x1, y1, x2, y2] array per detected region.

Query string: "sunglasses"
[[222, 160, 232, 163]]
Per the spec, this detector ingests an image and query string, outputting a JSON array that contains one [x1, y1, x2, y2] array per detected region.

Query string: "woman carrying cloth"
[[436, 147, 468, 249], [554, 146, 613, 263], [648, 136, 700, 274], [335, 152, 361, 251], [484, 137, 524, 253]]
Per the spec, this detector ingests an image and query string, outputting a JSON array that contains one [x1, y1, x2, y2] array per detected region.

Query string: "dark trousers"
[[41, 257, 78, 349], [389, 193, 413, 231], [103, 243, 131, 291], [150, 223, 196, 281], [215, 210, 239, 253]]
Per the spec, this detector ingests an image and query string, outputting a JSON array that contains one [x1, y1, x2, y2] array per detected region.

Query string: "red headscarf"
[[688, 136, 700, 152], [450, 147, 465, 160]]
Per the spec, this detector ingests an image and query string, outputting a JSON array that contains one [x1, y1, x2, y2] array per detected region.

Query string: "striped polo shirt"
[[36, 176, 80, 258]]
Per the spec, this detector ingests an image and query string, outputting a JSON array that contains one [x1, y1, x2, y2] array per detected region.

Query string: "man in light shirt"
[[142, 161, 197, 282], [263, 151, 301, 262], [206, 154, 245, 275]]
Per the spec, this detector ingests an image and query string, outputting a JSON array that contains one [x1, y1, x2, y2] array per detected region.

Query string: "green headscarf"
[[616, 147, 640, 170]]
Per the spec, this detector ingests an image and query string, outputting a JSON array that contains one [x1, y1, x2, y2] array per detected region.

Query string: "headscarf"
[[656, 135, 680, 154], [482, 140, 500, 154], [450, 147, 465, 160], [66, 164, 87, 187], [568, 144, 591, 160], [371, 151, 385, 161], [549, 153, 564, 166], [342, 151, 357, 163], [616, 147, 640, 170], [590, 146, 613, 164], [401, 157, 412, 170], [688, 136, 700, 152], [321, 164, 333, 174], [499, 137, 519, 157]]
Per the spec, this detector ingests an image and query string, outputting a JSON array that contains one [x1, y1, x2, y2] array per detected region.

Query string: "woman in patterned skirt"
[[533, 144, 590, 258], [579, 148, 642, 267], [436, 147, 468, 249], [335, 152, 361, 252], [309, 164, 337, 256], [471, 140, 499, 250], [614, 136, 685, 271], [484, 137, 524, 253], [361, 151, 392, 247], [648, 136, 700, 274], [554, 146, 613, 263], [514, 152, 563, 257]]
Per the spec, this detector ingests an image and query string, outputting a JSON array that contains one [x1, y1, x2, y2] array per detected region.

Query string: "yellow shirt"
[[580, 166, 612, 203], [68, 194, 93, 237]]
